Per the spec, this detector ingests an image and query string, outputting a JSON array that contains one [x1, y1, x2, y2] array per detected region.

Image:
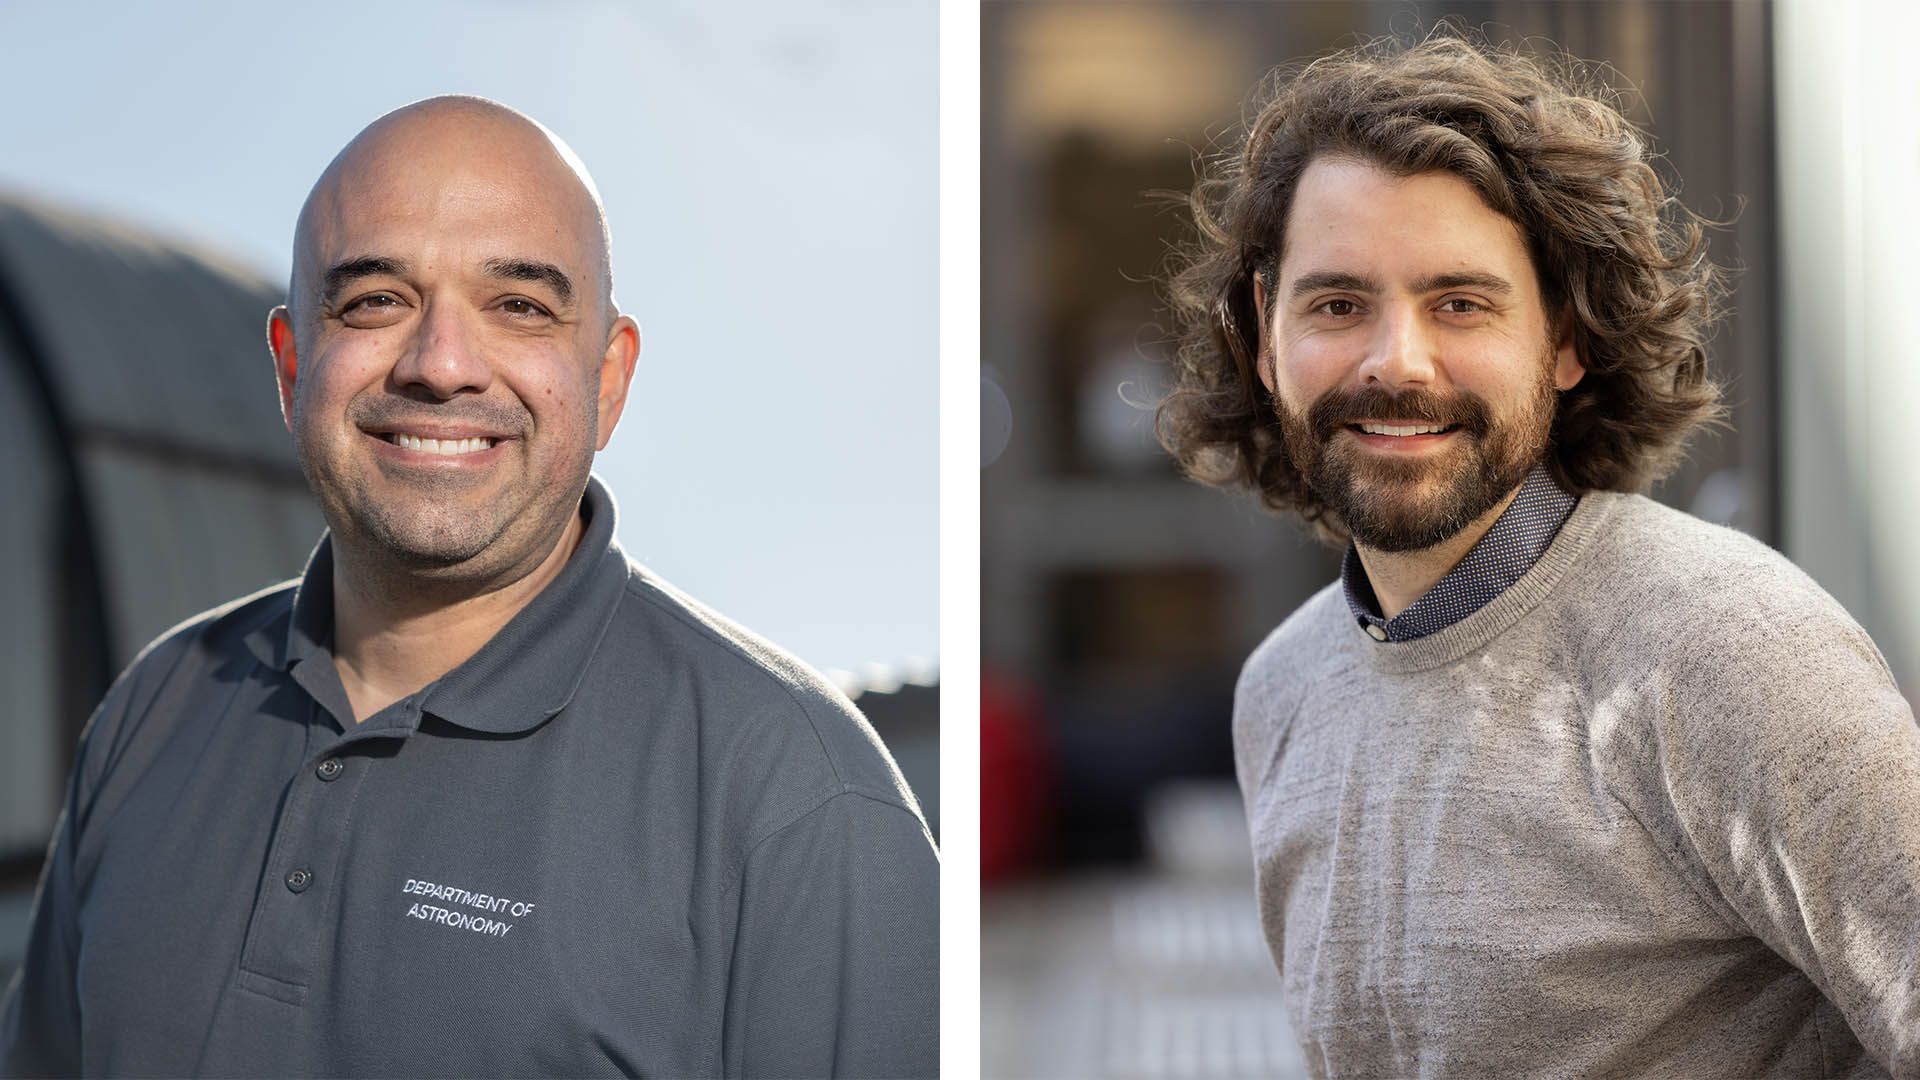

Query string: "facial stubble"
[[292, 382, 595, 573]]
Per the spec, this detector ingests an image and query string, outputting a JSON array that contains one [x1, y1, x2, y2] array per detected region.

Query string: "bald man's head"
[[289, 95, 615, 336], [266, 95, 641, 584]]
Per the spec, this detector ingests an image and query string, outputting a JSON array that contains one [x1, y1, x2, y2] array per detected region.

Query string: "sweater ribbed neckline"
[[1356, 491, 1623, 674]]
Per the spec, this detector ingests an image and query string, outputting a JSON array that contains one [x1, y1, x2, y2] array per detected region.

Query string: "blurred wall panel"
[[1776, 0, 1920, 698]]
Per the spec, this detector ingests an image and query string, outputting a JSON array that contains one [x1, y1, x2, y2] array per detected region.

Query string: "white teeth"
[[1357, 423, 1449, 437], [392, 433, 496, 455]]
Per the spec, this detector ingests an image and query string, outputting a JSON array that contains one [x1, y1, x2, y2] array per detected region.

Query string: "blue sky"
[[0, 0, 938, 679]]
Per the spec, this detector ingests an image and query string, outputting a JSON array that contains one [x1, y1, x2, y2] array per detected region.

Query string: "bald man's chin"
[[343, 502, 513, 570]]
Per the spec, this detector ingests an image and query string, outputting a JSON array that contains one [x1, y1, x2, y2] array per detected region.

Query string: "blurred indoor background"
[[0, 0, 938, 985], [980, 1, 1918, 1077]]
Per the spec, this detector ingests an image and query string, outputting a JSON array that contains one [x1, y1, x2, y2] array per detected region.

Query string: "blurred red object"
[[981, 670, 1052, 884]]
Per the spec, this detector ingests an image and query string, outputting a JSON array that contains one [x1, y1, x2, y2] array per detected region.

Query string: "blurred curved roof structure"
[[0, 194, 321, 859]]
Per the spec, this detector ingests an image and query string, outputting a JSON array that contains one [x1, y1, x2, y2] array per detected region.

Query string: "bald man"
[[0, 97, 938, 1079]]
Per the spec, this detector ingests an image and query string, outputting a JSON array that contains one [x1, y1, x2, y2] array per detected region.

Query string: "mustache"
[[1305, 386, 1493, 440], [349, 394, 530, 437]]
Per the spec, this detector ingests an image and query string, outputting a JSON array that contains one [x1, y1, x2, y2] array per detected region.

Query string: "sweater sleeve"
[[720, 791, 939, 1079], [1631, 605, 1920, 1073]]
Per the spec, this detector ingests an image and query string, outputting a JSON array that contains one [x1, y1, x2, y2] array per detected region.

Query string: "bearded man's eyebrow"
[[1286, 269, 1517, 299], [1289, 270, 1381, 298], [483, 258, 576, 307], [322, 255, 409, 306], [1411, 270, 1515, 296]]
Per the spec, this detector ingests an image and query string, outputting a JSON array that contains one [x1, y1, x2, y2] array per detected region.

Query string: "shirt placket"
[[231, 698, 409, 1005]]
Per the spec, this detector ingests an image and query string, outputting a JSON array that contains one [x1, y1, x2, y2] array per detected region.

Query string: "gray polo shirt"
[[0, 476, 938, 1078]]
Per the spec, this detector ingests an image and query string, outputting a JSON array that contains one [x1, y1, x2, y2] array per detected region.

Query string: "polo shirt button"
[[286, 868, 312, 893], [1365, 623, 1389, 642], [316, 757, 344, 782]]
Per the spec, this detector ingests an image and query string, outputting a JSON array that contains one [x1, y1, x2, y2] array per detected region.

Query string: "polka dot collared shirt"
[[1341, 463, 1579, 643]]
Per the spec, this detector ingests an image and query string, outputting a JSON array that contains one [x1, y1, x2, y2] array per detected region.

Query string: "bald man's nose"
[[391, 300, 492, 398]]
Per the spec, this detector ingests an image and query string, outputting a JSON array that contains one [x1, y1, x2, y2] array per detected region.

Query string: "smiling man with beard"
[[1158, 35, 1920, 1078], [0, 96, 937, 1078]]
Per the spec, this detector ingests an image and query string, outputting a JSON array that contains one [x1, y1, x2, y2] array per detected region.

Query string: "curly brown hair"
[[1156, 31, 1727, 540]]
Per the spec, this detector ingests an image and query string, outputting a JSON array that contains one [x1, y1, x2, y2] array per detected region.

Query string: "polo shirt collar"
[[1342, 462, 1577, 643], [244, 474, 630, 735]]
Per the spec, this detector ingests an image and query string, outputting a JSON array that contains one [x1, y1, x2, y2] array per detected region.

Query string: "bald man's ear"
[[593, 316, 641, 450], [267, 306, 299, 432]]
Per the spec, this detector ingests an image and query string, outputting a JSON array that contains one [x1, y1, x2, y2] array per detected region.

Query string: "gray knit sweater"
[[1234, 491, 1920, 1078]]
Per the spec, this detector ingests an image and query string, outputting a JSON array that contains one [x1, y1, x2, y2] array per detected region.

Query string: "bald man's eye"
[[499, 298, 553, 320], [339, 293, 406, 328]]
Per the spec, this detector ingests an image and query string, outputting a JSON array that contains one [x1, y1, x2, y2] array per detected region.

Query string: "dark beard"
[[1276, 376, 1555, 552]]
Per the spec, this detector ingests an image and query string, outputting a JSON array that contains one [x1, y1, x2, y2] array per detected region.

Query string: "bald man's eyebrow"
[[322, 255, 409, 306], [484, 257, 575, 307]]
